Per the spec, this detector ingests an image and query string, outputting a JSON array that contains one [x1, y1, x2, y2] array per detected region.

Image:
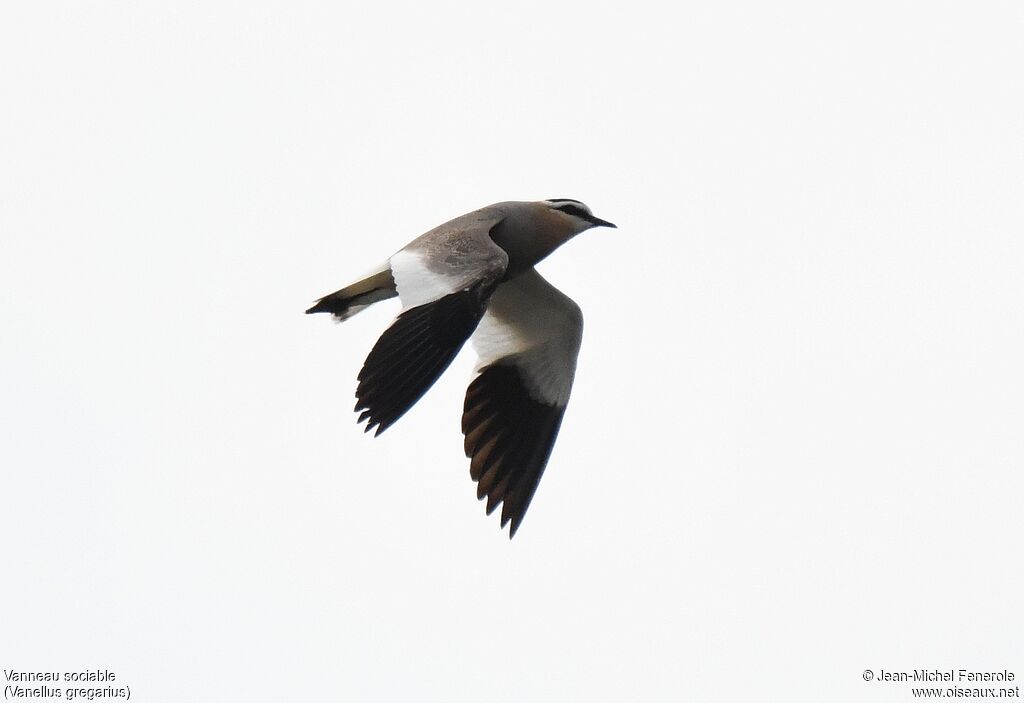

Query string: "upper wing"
[[355, 210, 509, 436], [461, 269, 584, 537]]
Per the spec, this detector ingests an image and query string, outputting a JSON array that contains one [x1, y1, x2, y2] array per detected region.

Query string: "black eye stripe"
[[554, 204, 592, 220]]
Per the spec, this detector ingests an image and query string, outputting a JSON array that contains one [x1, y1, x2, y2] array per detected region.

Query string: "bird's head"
[[542, 199, 617, 234]]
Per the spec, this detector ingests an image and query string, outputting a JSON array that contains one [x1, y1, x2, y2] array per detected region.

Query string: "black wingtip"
[[462, 364, 567, 540], [352, 287, 490, 437], [360, 418, 388, 436], [354, 403, 393, 437]]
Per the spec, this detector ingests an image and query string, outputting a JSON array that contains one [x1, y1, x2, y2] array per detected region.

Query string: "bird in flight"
[[307, 199, 615, 537]]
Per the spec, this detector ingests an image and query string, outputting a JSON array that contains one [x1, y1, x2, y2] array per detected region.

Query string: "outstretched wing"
[[355, 210, 509, 436], [461, 269, 584, 537]]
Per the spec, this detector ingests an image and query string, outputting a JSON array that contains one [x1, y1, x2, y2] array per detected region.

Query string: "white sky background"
[[1, 1, 1022, 700]]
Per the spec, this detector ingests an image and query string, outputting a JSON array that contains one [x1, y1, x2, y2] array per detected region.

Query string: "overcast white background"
[[2, 1, 1022, 701]]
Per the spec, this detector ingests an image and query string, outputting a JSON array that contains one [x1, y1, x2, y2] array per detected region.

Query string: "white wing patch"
[[472, 270, 583, 407], [389, 231, 508, 309], [389, 249, 460, 308]]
